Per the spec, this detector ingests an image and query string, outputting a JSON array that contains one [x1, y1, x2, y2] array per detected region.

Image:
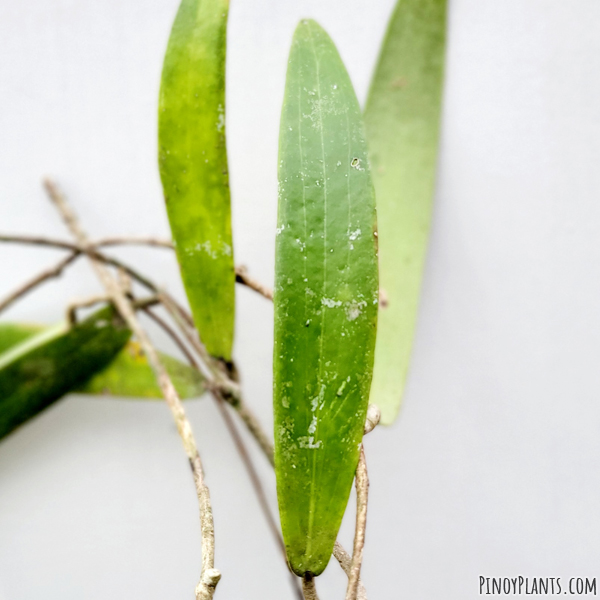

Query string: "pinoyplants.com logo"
[[479, 576, 597, 595]]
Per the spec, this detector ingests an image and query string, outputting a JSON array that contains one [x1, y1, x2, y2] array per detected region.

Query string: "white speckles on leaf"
[[346, 300, 367, 321], [321, 297, 342, 308], [216, 103, 225, 132], [298, 436, 322, 449]]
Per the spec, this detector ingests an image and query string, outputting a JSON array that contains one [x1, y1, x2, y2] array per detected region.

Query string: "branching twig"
[[212, 399, 304, 600], [158, 291, 276, 465], [42, 179, 220, 600], [95, 235, 173, 249], [333, 544, 367, 600], [0, 251, 80, 316], [235, 265, 273, 300], [0, 234, 274, 301], [333, 407, 380, 600], [345, 446, 369, 600], [142, 307, 199, 370]]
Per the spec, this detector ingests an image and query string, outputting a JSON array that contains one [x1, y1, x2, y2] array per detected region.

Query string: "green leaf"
[[274, 20, 379, 577], [0, 326, 205, 400], [159, 0, 235, 360], [79, 341, 205, 400], [364, 0, 447, 424], [0, 307, 130, 441], [0, 323, 43, 354]]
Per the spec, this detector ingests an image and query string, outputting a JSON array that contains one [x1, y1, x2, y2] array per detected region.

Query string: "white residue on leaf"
[[348, 228, 361, 241], [298, 436, 322, 449], [276, 223, 286, 236], [308, 415, 317, 434], [346, 300, 367, 321], [296, 238, 306, 252], [311, 384, 325, 412], [216, 104, 225, 132], [304, 95, 345, 130], [321, 297, 342, 308], [194, 240, 217, 259]]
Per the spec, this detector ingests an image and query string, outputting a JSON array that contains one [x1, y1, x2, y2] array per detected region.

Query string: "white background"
[[1, 0, 600, 598]]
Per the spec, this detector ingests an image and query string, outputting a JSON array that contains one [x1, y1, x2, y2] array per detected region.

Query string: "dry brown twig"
[[0, 233, 275, 301], [0, 251, 80, 315], [346, 447, 369, 600], [42, 179, 220, 600]]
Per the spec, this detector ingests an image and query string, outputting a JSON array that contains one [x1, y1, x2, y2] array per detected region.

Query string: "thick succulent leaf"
[[274, 20, 379, 577], [79, 341, 205, 399], [364, 0, 447, 424], [0, 326, 205, 400], [159, 0, 235, 360], [0, 307, 130, 441]]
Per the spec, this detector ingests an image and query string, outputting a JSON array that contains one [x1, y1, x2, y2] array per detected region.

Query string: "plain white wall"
[[1, 0, 600, 598]]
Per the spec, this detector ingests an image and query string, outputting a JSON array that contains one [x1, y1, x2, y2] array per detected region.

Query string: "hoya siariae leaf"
[[274, 20, 378, 577], [80, 341, 205, 400], [364, 0, 447, 424], [0, 306, 130, 441], [159, 0, 235, 360], [0, 326, 205, 401]]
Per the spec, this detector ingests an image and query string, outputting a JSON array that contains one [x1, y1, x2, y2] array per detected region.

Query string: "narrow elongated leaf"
[[0, 307, 130, 440], [0, 326, 205, 400], [364, 0, 447, 424], [159, 0, 234, 360], [274, 20, 378, 577]]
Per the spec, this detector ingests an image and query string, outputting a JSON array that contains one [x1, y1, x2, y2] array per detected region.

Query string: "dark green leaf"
[[0, 307, 130, 441], [0, 325, 205, 400], [274, 20, 378, 576]]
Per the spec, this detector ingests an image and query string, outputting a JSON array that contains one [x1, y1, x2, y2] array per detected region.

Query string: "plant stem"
[[345, 446, 369, 600], [302, 573, 320, 600], [0, 251, 80, 316], [0, 234, 274, 301], [43, 178, 220, 600]]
